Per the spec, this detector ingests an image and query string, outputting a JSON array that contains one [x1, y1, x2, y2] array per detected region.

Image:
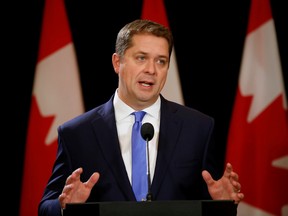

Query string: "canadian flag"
[[19, 0, 84, 215], [141, 0, 184, 105], [225, 0, 288, 215]]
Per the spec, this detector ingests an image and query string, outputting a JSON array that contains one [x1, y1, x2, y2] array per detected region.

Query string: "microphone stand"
[[145, 137, 153, 201]]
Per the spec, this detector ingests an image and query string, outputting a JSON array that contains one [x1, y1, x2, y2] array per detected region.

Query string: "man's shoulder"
[[59, 97, 114, 130], [162, 97, 213, 120]]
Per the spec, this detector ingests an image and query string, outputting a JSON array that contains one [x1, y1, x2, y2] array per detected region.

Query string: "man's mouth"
[[139, 81, 153, 87]]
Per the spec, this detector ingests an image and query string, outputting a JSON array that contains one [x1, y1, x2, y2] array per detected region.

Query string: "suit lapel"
[[91, 97, 135, 200], [151, 98, 182, 198]]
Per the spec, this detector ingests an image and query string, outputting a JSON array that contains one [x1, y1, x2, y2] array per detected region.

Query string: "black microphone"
[[141, 122, 154, 202]]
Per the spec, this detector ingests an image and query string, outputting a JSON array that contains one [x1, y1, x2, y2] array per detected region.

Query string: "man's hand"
[[202, 162, 244, 204], [58, 167, 100, 209]]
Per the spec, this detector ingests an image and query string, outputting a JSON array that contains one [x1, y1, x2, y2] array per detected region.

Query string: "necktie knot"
[[133, 111, 146, 123]]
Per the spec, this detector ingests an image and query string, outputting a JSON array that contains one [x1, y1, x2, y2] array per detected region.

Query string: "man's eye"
[[137, 56, 145, 61], [158, 59, 167, 65]]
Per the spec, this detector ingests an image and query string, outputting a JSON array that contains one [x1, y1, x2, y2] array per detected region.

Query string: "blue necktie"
[[131, 111, 147, 201]]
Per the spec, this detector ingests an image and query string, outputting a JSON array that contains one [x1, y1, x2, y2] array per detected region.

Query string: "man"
[[38, 19, 244, 216]]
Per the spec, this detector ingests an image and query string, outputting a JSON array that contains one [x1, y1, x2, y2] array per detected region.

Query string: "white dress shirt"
[[113, 89, 160, 184]]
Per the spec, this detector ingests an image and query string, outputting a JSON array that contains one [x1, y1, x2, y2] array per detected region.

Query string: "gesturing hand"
[[202, 163, 244, 204], [58, 167, 100, 209]]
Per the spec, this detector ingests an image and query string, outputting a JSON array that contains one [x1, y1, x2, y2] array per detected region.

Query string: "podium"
[[63, 200, 237, 216]]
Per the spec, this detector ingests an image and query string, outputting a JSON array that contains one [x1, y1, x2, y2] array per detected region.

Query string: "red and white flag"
[[141, 0, 184, 105], [225, 0, 288, 215], [19, 0, 84, 215]]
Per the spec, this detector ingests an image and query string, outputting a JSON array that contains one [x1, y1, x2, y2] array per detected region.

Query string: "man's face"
[[113, 34, 170, 110]]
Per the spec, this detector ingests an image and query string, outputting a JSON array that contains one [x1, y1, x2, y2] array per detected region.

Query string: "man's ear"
[[112, 53, 120, 74]]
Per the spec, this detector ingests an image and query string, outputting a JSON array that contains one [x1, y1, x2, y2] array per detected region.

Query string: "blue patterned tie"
[[131, 111, 147, 201]]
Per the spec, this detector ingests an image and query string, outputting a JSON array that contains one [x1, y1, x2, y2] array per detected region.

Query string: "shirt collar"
[[113, 89, 161, 122]]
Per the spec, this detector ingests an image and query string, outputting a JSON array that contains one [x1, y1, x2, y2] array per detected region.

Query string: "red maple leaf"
[[227, 89, 288, 215], [20, 95, 58, 216]]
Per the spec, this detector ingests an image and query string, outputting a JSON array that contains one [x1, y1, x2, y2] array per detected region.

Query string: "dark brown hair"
[[115, 19, 174, 58]]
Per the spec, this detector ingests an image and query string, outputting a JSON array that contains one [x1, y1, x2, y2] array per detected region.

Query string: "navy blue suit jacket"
[[38, 94, 221, 216]]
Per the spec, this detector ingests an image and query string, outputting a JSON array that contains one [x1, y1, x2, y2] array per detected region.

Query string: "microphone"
[[141, 122, 154, 202]]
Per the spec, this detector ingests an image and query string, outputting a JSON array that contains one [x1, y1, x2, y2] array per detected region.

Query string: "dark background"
[[8, 0, 287, 215]]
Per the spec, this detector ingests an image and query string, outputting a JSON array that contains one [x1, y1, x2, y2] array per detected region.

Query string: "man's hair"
[[115, 19, 174, 58]]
